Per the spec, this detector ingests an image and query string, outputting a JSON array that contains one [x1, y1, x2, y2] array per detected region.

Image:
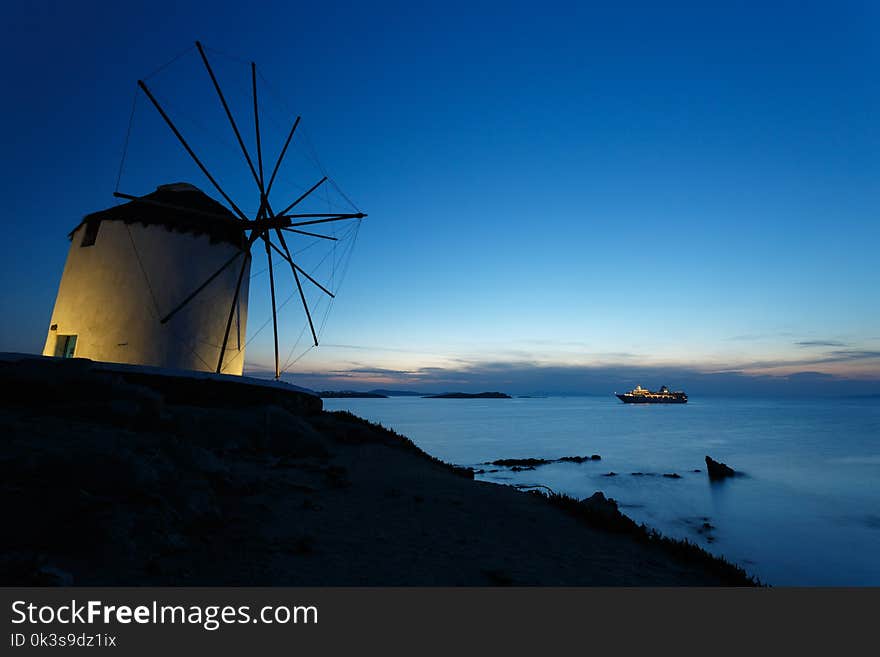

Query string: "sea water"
[[322, 395, 880, 585]]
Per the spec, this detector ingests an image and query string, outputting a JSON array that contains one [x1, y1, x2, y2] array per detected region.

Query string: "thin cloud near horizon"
[[244, 352, 880, 396]]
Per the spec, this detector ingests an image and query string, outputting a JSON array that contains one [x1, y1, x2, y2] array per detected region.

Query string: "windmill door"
[[55, 335, 77, 358]]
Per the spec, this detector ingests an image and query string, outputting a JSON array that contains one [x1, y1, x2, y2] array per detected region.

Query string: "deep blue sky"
[[1, 1, 878, 393]]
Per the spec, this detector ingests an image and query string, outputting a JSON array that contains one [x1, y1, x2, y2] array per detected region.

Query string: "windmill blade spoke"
[[287, 214, 365, 228], [276, 225, 320, 346], [287, 212, 366, 219], [274, 226, 293, 257], [276, 177, 328, 216], [195, 41, 262, 191], [137, 79, 249, 221], [251, 62, 270, 222], [266, 236, 292, 264], [246, 231, 263, 252], [265, 115, 301, 198], [217, 252, 251, 373], [262, 231, 280, 379], [292, 264, 319, 347], [274, 229, 336, 299], [284, 228, 338, 241], [160, 249, 245, 324], [292, 262, 335, 298], [252, 62, 265, 191]]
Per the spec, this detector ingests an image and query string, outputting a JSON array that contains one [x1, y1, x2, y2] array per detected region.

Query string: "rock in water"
[[705, 456, 736, 480], [580, 492, 620, 518]]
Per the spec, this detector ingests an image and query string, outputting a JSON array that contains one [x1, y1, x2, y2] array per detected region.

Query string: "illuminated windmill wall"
[[42, 42, 365, 377], [43, 183, 252, 374]]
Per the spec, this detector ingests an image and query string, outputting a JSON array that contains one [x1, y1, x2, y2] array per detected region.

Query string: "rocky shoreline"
[[0, 355, 755, 586]]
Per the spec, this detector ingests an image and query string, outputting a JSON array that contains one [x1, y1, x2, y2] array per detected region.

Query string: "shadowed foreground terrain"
[[0, 355, 754, 585]]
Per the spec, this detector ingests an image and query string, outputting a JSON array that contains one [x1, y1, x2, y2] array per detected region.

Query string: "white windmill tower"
[[42, 42, 366, 377]]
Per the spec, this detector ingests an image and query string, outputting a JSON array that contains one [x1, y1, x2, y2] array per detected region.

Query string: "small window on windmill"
[[81, 220, 100, 247], [54, 335, 77, 358]]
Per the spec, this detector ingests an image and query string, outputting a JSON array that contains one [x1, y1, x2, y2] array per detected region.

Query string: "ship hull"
[[616, 394, 687, 404]]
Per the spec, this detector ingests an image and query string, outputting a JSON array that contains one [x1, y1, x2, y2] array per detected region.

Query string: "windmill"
[[44, 42, 365, 379]]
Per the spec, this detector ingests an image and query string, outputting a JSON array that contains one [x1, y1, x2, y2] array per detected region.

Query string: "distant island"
[[319, 391, 388, 398], [318, 390, 513, 399], [423, 392, 511, 399], [368, 389, 426, 397]]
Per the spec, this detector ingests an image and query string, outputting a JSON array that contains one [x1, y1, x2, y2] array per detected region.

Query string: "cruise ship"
[[615, 385, 687, 404]]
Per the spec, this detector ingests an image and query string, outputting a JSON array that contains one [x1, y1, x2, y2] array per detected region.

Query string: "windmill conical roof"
[[71, 183, 246, 248]]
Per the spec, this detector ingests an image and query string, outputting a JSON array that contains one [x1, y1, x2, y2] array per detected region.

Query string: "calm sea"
[[322, 395, 880, 585]]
